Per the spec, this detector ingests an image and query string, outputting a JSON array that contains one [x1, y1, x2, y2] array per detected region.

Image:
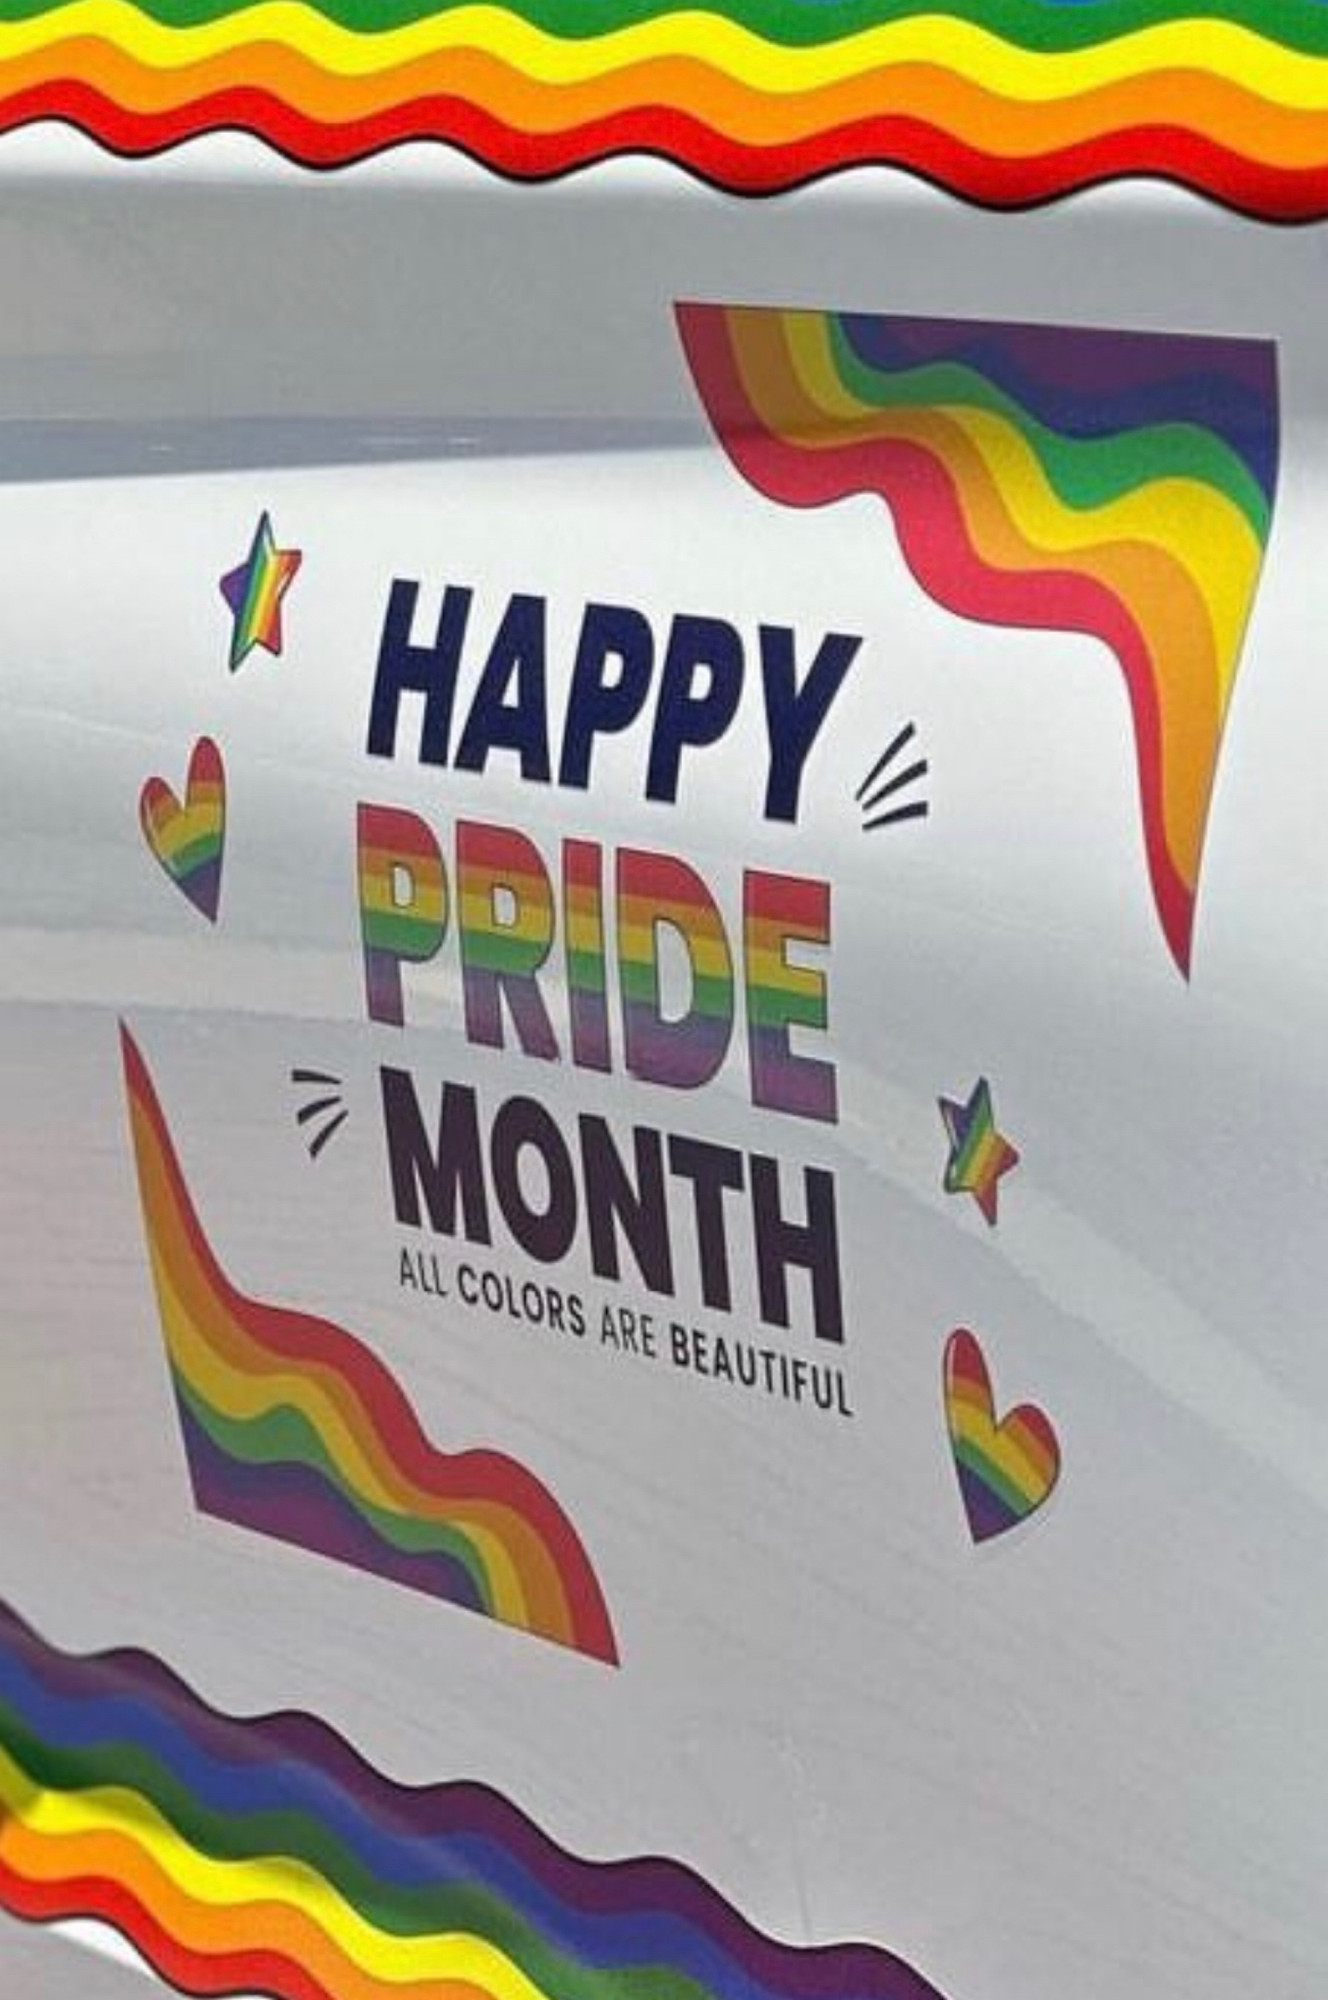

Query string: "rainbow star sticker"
[[220, 512, 302, 671], [938, 1078, 1020, 1227]]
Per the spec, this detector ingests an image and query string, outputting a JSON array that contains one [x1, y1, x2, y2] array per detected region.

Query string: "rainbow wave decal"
[[121, 1023, 618, 1664], [677, 304, 1280, 976], [0, 1598, 950, 2000], [1, 4, 1328, 214]]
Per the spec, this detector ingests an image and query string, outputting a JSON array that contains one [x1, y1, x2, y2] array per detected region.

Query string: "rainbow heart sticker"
[[139, 737, 226, 923], [944, 1328, 1060, 1544]]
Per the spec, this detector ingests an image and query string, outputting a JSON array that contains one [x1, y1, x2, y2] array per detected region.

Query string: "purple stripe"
[[622, 1003, 730, 1091], [178, 855, 221, 919], [180, 1405, 488, 1616], [956, 1465, 1021, 1545], [567, 988, 612, 1072], [748, 1027, 836, 1122], [364, 948, 405, 1025], [834, 313, 1279, 496]]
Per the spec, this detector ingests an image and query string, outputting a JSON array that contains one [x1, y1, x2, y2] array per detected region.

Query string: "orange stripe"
[[0, 44, 1322, 169]]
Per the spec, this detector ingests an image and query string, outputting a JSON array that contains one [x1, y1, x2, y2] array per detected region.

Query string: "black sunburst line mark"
[[857, 722, 930, 831], [290, 1068, 349, 1159]]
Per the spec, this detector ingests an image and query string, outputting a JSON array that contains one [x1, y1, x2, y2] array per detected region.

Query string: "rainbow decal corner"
[[0, 1596, 955, 2000], [119, 1021, 618, 1665], [676, 301, 1281, 978], [0, 5, 1326, 218]]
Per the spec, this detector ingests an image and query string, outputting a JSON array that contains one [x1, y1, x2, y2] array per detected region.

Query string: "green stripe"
[[163, 831, 220, 877], [619, 964, 733, 1015], [746, 985, 825, 1031], [460, 931, 552, 975], [827, 325, 1272, 539], [362, 910, 443, 954], [566, 947, 607, 992], [173, 1375, 495, 1611], [954, 1435, 1035, 1516], [0, 0, 1320, 57]]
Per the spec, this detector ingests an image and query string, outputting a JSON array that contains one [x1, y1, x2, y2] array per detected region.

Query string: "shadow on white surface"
[[1, 1913, 264, 1996]]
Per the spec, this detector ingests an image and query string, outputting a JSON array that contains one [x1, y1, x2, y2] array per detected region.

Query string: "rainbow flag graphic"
[[0, 4, 1324, 215], [0, 1597, 950, 2000], [121, 1024, 618, 1664], [677, 304, 1279, 977]]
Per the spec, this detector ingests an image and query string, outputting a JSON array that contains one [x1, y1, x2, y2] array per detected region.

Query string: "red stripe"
[[0, 86, 1321, 219], [457, 821, 556, 879], [358, 804, 442, 867], [945, 1329, 992, 1406], [189, 740, 224, 786], [616, 849, 726, 910]]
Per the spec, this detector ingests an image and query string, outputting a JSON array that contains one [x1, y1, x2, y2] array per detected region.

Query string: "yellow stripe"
[[617, 918, 733, 982], [0, 6, 1323, 108], [458, 889, 552, 937], [744, 942, 824, 991]]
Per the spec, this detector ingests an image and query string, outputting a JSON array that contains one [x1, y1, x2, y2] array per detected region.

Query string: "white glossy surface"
[[0, 136, 1324, 2000]]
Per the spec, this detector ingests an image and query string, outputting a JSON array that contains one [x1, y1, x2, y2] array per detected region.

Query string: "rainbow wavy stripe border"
[[0, 3, 1327, 217], [122, 1023, 618, 1664], [0, 1597, 951, 2000], [677, 304, 1279, 976]]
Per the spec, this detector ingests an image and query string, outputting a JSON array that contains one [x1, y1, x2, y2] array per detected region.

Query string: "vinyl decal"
[[938, 1078, 1019, 1227], [138, 737, 226, 924], [944, 1328, 1060, 1543], [677, 305, 1280, 977], [0, 1598, 952, 2000], [121, 1023, 619, 1664], [289, 1066, 351, 1160], [219, 511, 302, 672], [0, 5, 1326, 217], [856, 723, 929, 833]]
